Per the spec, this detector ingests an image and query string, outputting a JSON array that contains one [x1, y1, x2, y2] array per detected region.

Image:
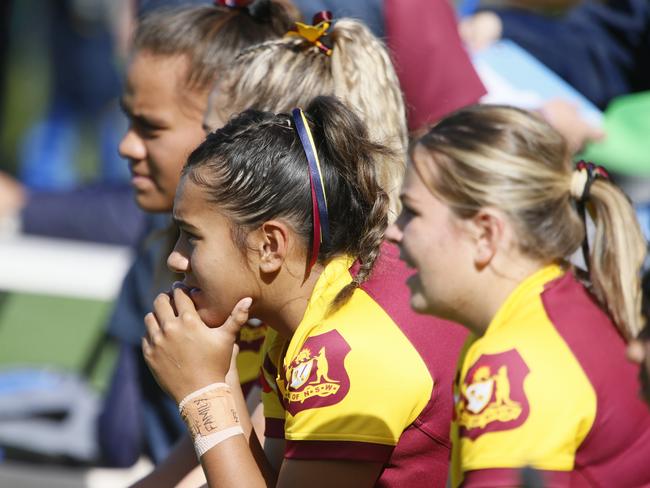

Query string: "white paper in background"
[[472, 40, 604, 128]]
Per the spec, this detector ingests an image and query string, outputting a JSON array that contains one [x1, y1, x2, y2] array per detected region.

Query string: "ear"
[[468, 208, 507, 269], [255, 220, 292, 274]]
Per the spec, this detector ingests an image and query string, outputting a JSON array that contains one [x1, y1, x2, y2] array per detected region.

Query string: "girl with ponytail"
[[141, 96, 466, 487], [387, 104, 650, 486]]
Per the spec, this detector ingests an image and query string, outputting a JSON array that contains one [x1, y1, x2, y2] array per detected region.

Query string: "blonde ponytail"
[[584, 180, 646, 339], [212, 17, 408, 221]]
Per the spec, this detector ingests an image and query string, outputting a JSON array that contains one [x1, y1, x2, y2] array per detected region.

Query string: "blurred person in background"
[[0, 0, 144, 245], [97, 1, 298, 475], [460, 0, 650, 110]]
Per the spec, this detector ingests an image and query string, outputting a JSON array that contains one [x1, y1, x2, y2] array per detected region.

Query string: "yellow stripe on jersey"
[[451, 265, 597, 486]]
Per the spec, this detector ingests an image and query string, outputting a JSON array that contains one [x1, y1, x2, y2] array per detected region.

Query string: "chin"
[[197, 302, 233, 329], [134, 192, 172, 213]]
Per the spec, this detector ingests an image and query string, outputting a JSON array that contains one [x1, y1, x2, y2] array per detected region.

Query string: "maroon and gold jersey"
[[452, 265, 650, 487], [236, 320, 267, 395], [261, 243, 468, 487]]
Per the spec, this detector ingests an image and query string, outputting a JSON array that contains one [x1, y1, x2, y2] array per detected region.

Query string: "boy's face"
[[119, 52, 209, 213]]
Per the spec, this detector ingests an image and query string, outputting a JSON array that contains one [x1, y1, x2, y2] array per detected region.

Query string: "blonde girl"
[[388, 104, 650, 486]]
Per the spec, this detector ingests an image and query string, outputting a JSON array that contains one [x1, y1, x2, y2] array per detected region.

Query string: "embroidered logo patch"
[[278, 330, 351, 415], [456, 349, 530, 440]]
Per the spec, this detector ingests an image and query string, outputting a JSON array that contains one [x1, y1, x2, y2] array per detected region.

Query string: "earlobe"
[[258, 221, 290, 274]]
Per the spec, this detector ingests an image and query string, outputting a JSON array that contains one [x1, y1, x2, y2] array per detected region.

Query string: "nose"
[[167, 249, 190, 274], [118, 128, 146, 162], [167, 237, 190, 274], [385, 222, 403, 245]]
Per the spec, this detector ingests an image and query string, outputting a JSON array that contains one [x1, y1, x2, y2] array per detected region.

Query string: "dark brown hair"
[[132, 0, 298, 92], [184, 96, 391, 308]]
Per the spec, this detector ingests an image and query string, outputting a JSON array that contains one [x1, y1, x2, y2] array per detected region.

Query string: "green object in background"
[[0, 292, 117, 392], [579, 91, 650, 177]]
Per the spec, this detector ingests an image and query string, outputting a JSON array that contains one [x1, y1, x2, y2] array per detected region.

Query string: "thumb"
[[220, 297, 253, 337]]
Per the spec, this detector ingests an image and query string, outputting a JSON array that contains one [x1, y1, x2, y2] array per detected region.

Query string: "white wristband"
[[194, 425, 244, 458], [177, 382, 242, 458]]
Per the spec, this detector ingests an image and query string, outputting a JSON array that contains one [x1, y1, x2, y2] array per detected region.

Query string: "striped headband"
[[291, 108, 330, 271]]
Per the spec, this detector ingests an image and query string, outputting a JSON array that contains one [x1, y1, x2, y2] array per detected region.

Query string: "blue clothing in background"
[[493, 0, 650, 109], [99, 214, 184, 465], [21, 183, 145, 246]]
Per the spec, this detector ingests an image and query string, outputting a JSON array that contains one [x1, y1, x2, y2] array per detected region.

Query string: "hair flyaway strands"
[[292, 108, 330, 271]]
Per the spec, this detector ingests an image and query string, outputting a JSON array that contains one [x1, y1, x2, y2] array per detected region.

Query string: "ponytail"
[[213, 17, 407, 221], [305, 97, 390, 308], [184, 96, 390, 308], [578, 178, 647, 339]]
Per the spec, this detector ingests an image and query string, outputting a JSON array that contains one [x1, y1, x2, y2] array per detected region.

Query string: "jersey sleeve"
[[278, 295, 434, 463], [452, 346, 596, 487]]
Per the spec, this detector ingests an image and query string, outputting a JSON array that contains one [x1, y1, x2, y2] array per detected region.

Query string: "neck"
[[252, 262, 325, 339], [462, 256, 547, 337]]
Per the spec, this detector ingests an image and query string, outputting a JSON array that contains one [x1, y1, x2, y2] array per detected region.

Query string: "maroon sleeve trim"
[[264, 417, 285, 439], [463, 468, 570, 488], [285, 440, 394, 463]]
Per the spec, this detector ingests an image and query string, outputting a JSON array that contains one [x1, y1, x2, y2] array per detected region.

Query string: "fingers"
[[458, 12, 502, 51], [153, 292, 176, 323], [172, 285, 197, 317], [143, 312, 160, 352], [221, 297, 253, 337]]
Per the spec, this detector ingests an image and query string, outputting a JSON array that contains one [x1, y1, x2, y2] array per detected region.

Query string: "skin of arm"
[[143, 288, 384, 487]]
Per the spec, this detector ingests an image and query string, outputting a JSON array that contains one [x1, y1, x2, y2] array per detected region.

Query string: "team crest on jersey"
[[456, 349, 530, 440], [278, 330, 351, 415]]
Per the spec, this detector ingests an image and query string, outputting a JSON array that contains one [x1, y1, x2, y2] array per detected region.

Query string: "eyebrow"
[[173, 215, 201, 232], [120, 97, 168, 128]]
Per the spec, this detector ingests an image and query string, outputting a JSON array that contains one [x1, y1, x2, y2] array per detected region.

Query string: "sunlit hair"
[[185, 96, 390, 309], [211, 18, 407, 220], [132, 0, 297, 93], [414, 104, 647, 339]]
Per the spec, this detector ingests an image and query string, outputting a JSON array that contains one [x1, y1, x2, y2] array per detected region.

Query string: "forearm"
[[199, 434, 267, 488], [226, 371, 278, 484]]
